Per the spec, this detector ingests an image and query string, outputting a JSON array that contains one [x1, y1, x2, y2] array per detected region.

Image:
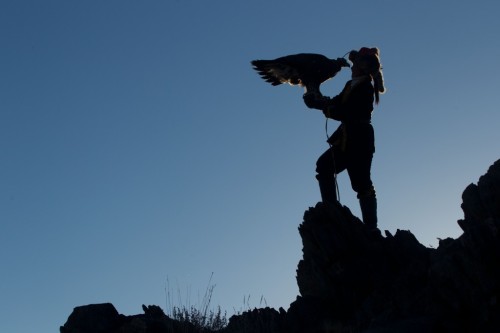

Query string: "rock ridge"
[[60, 159, 500, 332]]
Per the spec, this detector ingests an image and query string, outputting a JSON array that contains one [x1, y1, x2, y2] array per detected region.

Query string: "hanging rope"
[[325, 117, 341, 203]]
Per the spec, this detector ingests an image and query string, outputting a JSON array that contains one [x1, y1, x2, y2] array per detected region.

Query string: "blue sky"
[[1, 1, 499, 332]]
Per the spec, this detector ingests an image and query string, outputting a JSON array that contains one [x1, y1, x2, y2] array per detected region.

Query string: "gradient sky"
[[1, 1, 499, 332]]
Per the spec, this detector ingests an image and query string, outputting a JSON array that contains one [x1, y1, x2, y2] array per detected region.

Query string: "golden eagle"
[[251, 53, 349, 94]]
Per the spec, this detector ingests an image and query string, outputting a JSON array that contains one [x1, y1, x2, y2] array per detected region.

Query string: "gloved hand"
[[303, 92, 330, 110]]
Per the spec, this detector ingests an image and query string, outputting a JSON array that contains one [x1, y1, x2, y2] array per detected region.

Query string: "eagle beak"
[[337, 58, 351, 68]]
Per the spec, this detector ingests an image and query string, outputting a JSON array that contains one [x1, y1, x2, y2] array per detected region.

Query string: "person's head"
[[349, 47, 385, 103]]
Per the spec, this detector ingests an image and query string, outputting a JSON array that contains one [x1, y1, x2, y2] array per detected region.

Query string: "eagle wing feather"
[[251, 53, 347, 94]]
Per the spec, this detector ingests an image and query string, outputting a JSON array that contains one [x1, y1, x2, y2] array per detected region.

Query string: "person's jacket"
[[311, 77, 375, 154]]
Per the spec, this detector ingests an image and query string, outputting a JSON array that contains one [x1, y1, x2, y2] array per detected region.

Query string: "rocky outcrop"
[[60, 303, 121, 333], [291, 158, 500, 332], [60, 304, 202, 333], [292, 203, 433, 332], [60, 159, 500, 333]]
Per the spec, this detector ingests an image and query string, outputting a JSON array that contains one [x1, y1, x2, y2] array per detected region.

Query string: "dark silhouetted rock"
[[223, 307, 287, 333], [293, 202, 433, 332], [292, 158, 500, 332], [60, 303, 199, 333], [60, 159, 500, 333], [60, 303, 121, 333]]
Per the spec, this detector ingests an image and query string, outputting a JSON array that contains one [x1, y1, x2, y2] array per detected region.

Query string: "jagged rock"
[[294, 202, 432, 332], [61, 159, 500, 333], [223, 307, 287, 333], [60, 303, 122, 333], [60, 303, 199, 333], [293, 158, 500, 332], [426, 160, 500, 331]]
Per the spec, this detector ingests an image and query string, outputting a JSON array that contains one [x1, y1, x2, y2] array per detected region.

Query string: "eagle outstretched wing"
[[251, 53, 349, 94]]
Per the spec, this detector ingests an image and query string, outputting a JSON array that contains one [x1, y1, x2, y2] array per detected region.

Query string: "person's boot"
[[359, 195, 378, 230], [316, 174, 337, 205]]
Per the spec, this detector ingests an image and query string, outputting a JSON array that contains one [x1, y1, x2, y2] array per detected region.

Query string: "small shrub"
[[165, 273, 228, 331], [171, 304, 227, 331]]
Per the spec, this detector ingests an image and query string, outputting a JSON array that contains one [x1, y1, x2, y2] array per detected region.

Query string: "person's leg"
[[347, 152, 377, 229], [315, 146, 346, 204], [358, 189, 377, 230]]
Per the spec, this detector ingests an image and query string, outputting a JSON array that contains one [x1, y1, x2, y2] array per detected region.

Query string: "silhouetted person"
[[303, 47, 385, 230]]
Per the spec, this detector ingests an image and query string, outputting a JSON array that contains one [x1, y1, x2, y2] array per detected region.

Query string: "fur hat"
[[349, 47, 385, 103]]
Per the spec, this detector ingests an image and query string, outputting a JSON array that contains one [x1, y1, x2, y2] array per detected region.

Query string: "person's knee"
[[316, 158, 332, 175], [316, 165, 330, 175], [357, 186, 376, 199], [315, 173, 334, 182]]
